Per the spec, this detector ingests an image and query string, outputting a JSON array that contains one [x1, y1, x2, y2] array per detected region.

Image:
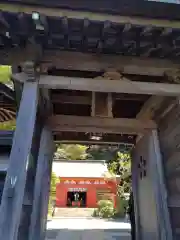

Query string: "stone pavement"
[[54, 208, 94, 218], [46, 218, 131, 240]]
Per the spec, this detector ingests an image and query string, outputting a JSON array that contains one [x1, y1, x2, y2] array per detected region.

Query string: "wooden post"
[[150, 130, 173, 240], [28, 127, 54, 240], [131, 152, 140, 240], [0, 62, 39, 240], [17, 118, 43, 240]]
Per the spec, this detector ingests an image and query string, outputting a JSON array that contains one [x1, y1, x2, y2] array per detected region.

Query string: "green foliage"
[[50, 172, 59, 198], [108, 152, 131, 197], [55, 144, 89, 160], [0, 66, 11, 83], [87, 145, 118, 161], [114, 197, 128, 218], [48, 172, 59, 216], [93, 200, 115, 218], [0, 120, 16, 130]]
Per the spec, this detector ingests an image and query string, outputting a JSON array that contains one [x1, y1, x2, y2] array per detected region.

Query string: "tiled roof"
[[52, 160, 109, 178]]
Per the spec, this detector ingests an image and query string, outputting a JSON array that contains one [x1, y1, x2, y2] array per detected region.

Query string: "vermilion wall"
[[56, 177, 117, 208]]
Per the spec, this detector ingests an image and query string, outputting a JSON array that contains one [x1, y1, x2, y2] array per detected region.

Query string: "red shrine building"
[[52, 160, 119, 208]]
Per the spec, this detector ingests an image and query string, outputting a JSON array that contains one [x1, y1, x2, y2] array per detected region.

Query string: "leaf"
[[55, 144, 89, 160], [0, 66, 12, 83], [0, 120, 16, 130]]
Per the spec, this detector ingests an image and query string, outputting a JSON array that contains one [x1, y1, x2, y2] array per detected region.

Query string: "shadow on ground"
[[46, 228, 131, 240], [46, 217, 131, 240]]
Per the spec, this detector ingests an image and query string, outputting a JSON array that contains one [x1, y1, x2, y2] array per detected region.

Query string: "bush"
[[114, 197, 128, 218], [92, 208, 98, 217], [93, 200, 115, 218], [48, 172, 59, 217]]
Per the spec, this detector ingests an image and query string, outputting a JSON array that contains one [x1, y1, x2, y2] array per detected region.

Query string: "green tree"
[[55, 144, 89, 160], [48, 172, 59, 216], [0, 66, 11, 83], [0, 120, 16, 130], [87, 145, 118, 161], [108, 152, 131, 195]]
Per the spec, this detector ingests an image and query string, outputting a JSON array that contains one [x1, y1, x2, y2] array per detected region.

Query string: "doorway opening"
[[67, 189, 87, 207]]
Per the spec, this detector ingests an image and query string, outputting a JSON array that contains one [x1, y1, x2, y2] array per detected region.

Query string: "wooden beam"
[[154, 97, 177, 121], [57, 140, 134, 146], [29, 127, 54, 240], [48, 115, 156, 134], [1, 49, 180, 77], [136, 96, 167, 143], [1, 3, 180, 29], [136, 96, 166, 120], [54, 132, 136, 144], [0, 43, 42, 66], [0, 63, 39, 240], [13, 74, 180, 96], [41, 51, 180, 77]]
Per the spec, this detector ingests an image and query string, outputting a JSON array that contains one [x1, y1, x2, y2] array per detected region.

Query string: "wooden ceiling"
[[0, 3, 179, 145]]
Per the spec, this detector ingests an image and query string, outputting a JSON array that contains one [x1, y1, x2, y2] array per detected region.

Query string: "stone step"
[[54, 208, 94, 218]]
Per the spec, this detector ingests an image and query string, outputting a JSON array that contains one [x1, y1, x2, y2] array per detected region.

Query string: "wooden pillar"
[[132, 131, 172, 240], [131, 151, 141, 240], [17, 118, 43, 240], [150, 130, 173, 240], [28, 126, 54, 240], [0, 62, 39, 240]]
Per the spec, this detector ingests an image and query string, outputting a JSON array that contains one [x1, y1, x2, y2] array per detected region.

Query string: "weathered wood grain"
[[158, 102, 180, 238], [48, 115, 156, 134], [13, 73, 180, 96]]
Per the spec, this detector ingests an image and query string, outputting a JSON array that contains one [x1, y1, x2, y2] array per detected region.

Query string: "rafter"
[[1, 3, 180, 29]]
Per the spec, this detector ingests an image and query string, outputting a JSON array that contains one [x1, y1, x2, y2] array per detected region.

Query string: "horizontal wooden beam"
[[1, 3, 180, 29], [48, 115, 156, 134], [2, 49, 180, 77], [13, 74, 180, 96], [55, 140, 134, 146], [42, 51, 180, 77], [54, 132, 135, 145]]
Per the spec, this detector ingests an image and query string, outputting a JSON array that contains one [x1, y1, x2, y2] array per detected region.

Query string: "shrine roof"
[[1, 0, 180, 20], [1, 4, 180, 62], [52, 160, 112, 178]]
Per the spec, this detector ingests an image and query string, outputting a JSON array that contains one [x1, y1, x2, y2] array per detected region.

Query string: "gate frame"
[[132, 129, 173, 240], [0, 66, 174, 239], [0, 60, 178, 240]]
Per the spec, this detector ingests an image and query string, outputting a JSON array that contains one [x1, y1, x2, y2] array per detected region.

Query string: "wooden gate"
[[132, 130, 172, 240]]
